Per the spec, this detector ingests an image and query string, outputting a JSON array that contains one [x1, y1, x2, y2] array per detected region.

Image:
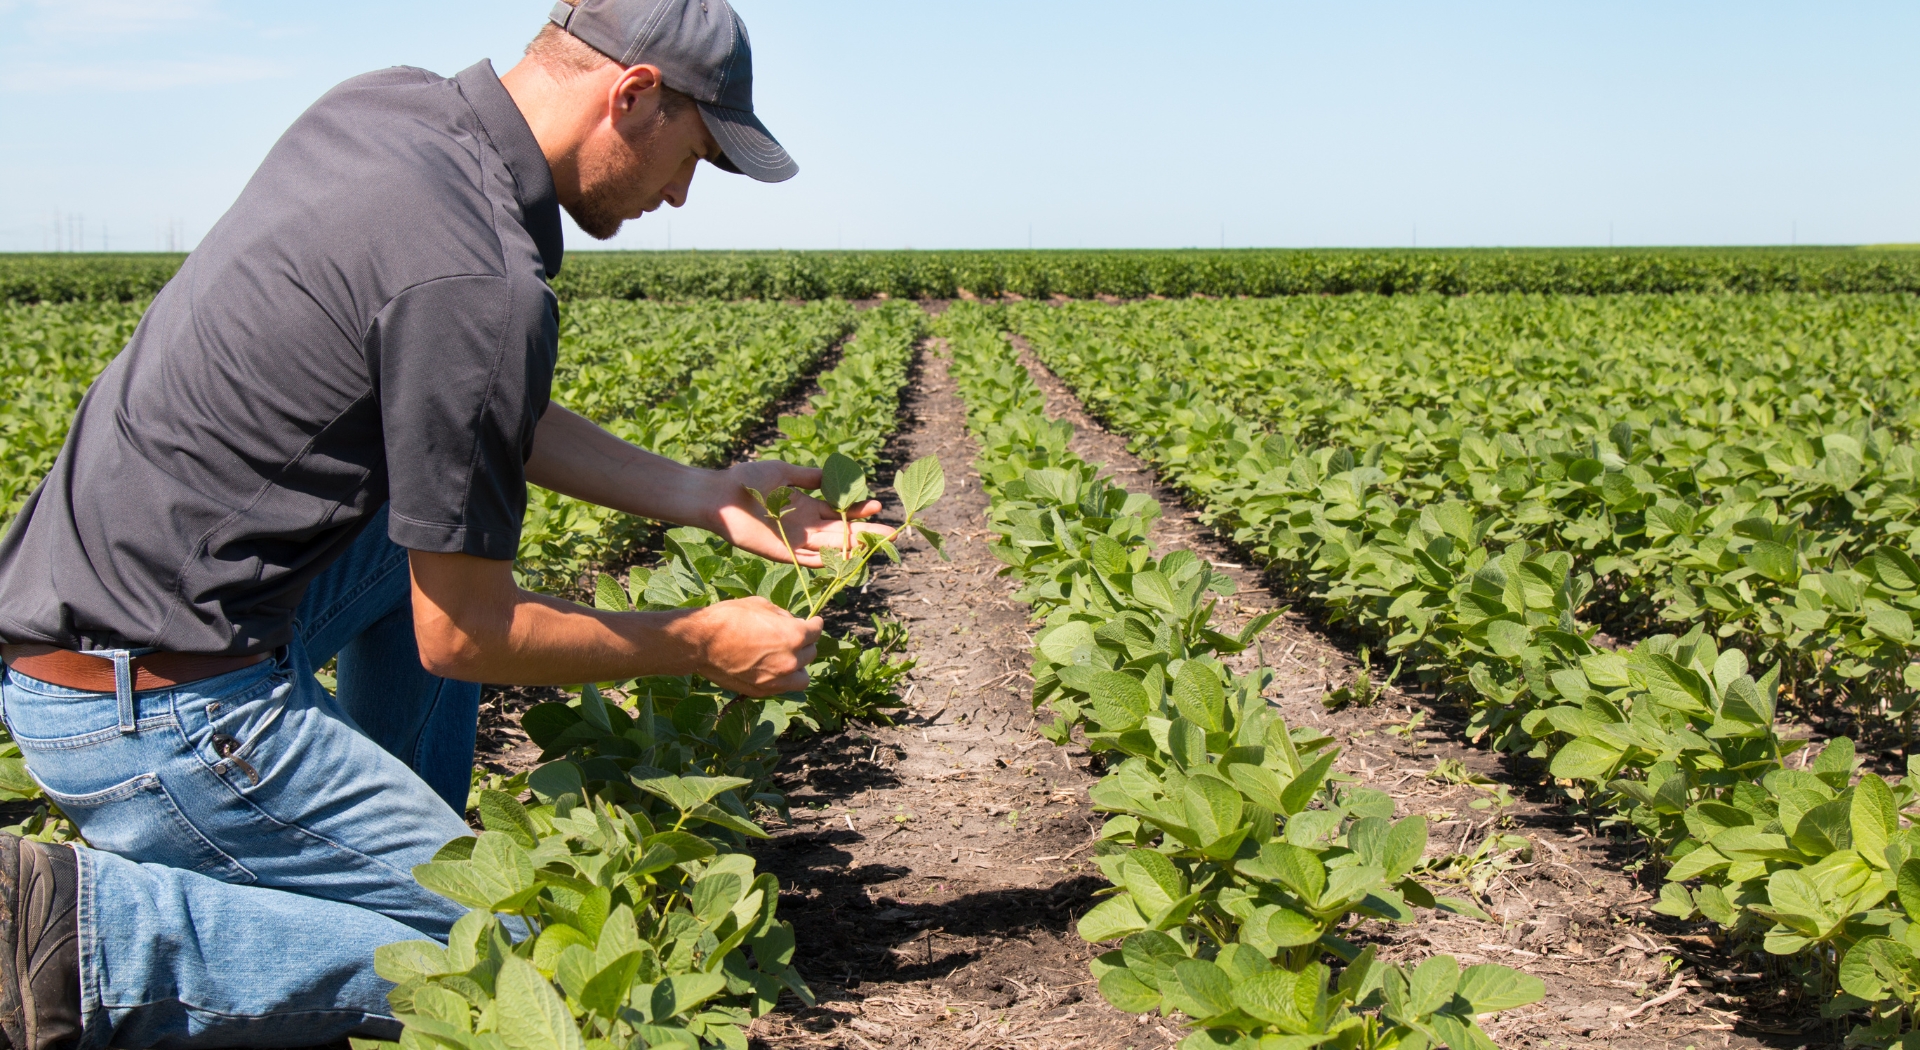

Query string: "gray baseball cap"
[[547, 0, 797, 183]]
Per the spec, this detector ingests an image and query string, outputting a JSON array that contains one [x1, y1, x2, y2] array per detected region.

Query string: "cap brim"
[[698, 102, 798, 183]]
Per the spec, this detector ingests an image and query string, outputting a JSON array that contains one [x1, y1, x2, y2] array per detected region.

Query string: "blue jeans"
[[0, 507, 482, 1048]]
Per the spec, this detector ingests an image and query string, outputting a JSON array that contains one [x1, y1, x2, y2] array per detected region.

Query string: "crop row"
[[994, 299, 1920, 1041], [1009, 295, 1920, 738], [936, 301, 1544, 1049], [11, 248, 1920, 305]]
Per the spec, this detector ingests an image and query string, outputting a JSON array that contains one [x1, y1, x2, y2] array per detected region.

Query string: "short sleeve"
[[365, 274, 555, 559]]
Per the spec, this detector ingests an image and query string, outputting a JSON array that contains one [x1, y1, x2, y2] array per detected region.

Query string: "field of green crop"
[[10, 246, 1920, 305], [0, 300, 144, 520], [938, 292, 1920, 1046], [1012, 293, 1920, 721], [7, 252, 1920, 1047]]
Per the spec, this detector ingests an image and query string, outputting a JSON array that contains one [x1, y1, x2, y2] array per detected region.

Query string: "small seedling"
[[1385, 709, 1428, 747], [1420, 828, 1534, 895], [1428, 757, 1494, 788], [1322, 646, 1405, 710], [1468, 782, 1517, 819]]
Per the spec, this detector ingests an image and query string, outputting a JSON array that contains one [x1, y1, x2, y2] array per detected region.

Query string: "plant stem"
[[807, 508, 914, 618], [769, 512, 815, 610]]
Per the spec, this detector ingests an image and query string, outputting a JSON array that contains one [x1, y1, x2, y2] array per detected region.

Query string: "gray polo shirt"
[[0, 60, 563, 656]]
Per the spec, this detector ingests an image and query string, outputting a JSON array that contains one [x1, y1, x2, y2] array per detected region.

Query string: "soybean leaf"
[[1089, 670, 1150, 731], [1172, 661, 1226, 733], [631, 773, 753, 813], [1407, 954, 1461, 1016], [819, 453, 869, 512], [1852, 773, 1898, 866], [1456, 963, 1546, 1014], [495, 956, 584, 1050], [912, 523, 948, 559], [477, 790, 538, 849], [893, 455, 946, 515], [593, 572, 631, 613]]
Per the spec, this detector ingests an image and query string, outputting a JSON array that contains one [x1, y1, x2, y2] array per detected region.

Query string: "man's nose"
[[663, 165, 696, 208]]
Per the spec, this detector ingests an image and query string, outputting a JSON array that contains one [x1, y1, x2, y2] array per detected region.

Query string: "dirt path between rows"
[[746, 339, 1160, 1050]]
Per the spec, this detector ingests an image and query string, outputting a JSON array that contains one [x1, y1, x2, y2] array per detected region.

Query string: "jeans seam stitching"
[[174, 717, 448, 891], [54, 772, 258, 883], [89, 1001, 394, 1021], [9, 717, 178, 750]]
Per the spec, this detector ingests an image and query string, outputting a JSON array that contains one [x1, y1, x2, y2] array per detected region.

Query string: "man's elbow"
[[407, 548, 516, 681], [414, 620, 487, 680]]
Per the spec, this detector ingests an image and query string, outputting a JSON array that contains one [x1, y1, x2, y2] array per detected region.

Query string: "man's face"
[[568, 84, 719, 241]]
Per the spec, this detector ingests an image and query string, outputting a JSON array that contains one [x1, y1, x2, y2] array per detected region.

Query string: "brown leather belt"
[[1, 645, 269, 692]]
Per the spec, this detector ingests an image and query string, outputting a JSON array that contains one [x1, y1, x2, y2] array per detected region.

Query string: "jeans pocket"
[[36, 773, 256, 884]]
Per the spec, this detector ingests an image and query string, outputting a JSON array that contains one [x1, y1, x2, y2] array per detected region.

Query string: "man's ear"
[[609, 63, 666, 124]]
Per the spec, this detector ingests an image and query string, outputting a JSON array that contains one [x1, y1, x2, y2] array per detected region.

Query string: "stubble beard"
[[566, 116, 667, 241]]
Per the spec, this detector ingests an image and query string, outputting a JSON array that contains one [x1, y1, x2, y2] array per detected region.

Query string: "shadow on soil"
[[767, 871, 1107, 988]]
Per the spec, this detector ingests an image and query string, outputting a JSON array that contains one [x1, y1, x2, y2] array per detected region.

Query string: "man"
[[0, 1, 871, 1046]]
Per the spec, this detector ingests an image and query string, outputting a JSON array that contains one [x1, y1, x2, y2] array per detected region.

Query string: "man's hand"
[[409, 550, 821, 695], [680, 597, 823, 695], [710, 460, 895, 568], [525, 410, 893, 568]]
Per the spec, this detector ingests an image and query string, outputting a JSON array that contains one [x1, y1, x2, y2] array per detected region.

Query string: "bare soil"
[[472, 321, 1837, 1049]]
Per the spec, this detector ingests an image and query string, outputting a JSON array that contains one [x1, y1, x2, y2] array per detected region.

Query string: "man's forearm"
[[408, 549, 819, 694], [525, 405, 722, 528], [414, 579, 705, 685]]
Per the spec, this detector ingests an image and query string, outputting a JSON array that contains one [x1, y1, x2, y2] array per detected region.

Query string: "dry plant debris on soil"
[[472, 313, 1836, 1049]]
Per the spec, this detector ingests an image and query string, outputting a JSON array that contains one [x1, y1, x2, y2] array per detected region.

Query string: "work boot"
[[0, 833, 80, 1050]]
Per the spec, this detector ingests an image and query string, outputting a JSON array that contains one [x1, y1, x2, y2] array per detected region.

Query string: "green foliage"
[[14, 249, 1920, 307], [750, 453, 948, 620], [394, 491, 936, 1049], [759, 300, 925, 470], [596, 520, 925, 734], [366, 791, 807, 1050], [1010, 294, 1920, 721], [799, 617, 916, 732], [995, 295, 1920, 1043], [545, 248, 1920, 301], [0, 254, 185, 304], [0, 300, 144, 522], [938, 304, 1540, 1048]]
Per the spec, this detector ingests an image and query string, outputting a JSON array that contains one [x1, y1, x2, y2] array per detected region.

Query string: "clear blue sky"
[[1, 0, 1915, 253]]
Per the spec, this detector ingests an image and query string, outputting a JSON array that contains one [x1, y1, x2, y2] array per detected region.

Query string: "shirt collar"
[[454, 60, 564, 279]]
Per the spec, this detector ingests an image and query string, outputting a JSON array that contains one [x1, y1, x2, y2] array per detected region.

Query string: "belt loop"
[[111, 650, 136, 734]]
